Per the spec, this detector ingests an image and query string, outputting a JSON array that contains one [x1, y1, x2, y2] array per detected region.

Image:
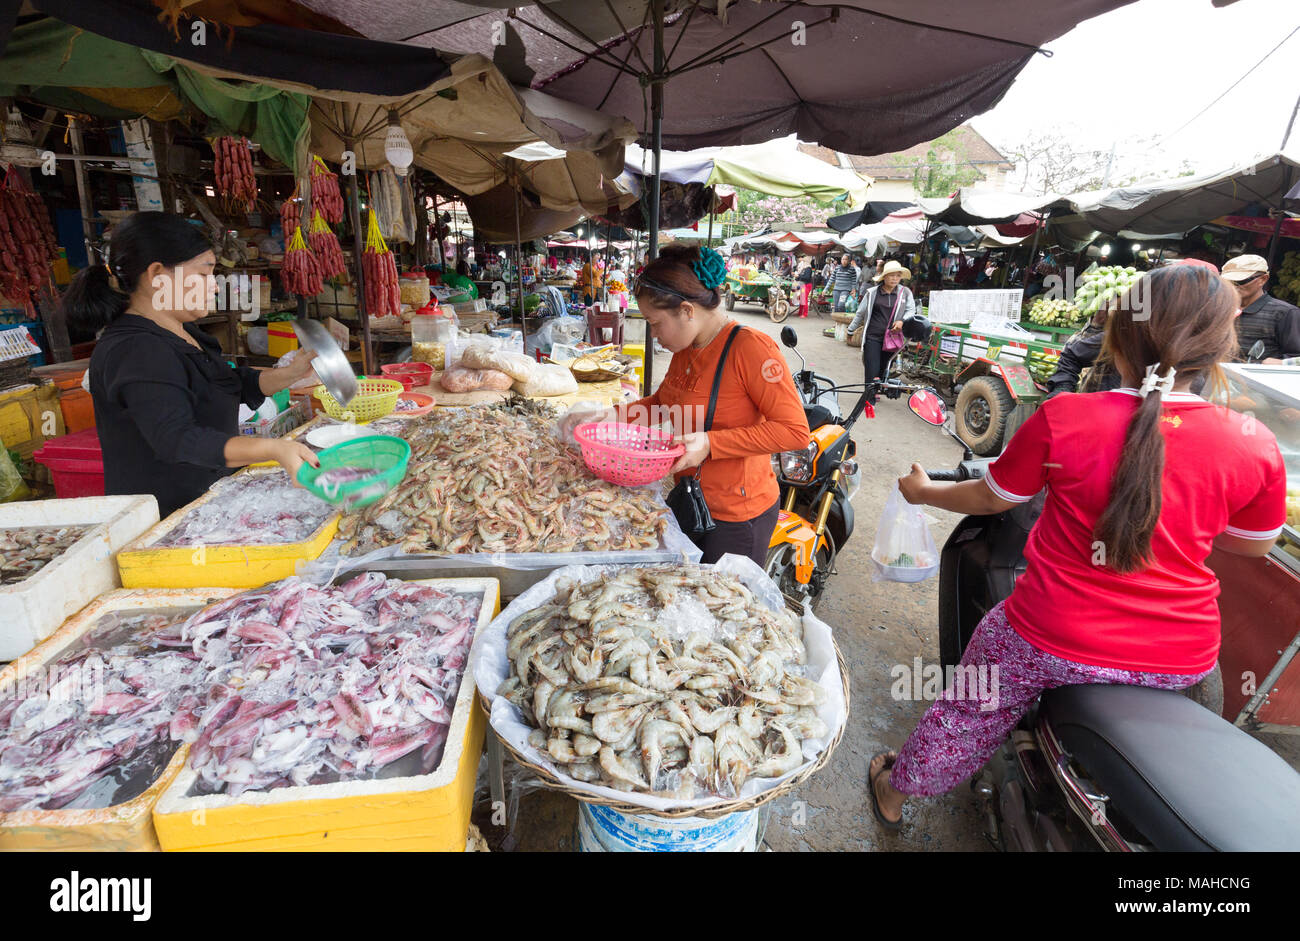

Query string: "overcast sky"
[[971, 0, 1300, 182]]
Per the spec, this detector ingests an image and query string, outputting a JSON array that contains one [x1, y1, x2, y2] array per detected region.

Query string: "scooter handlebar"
[[925, 468, 959, 482]]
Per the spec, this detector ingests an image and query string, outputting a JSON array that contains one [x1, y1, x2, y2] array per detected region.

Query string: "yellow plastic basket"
[[313, 377, 404, 423]]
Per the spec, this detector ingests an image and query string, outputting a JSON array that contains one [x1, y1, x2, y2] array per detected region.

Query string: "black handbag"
[[665, 325, 742, 538]]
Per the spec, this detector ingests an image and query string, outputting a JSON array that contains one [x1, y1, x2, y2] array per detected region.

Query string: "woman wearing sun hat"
[[847, 259, 916, 403]]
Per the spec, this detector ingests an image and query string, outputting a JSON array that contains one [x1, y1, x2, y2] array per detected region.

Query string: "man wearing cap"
[[848, 260, 916, 403], [1222, 254, 1300, 363]]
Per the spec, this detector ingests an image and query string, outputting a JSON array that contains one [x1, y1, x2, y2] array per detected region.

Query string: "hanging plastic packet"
[[870, 482, 939, 582]]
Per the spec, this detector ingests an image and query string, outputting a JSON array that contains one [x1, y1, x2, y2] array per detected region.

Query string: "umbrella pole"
[[1023, 219, 1043, 289], [643, 0, 666, 397], [514, 185, 527, 348], [347, 162, 374, 375], [707, 210, 715, 248]]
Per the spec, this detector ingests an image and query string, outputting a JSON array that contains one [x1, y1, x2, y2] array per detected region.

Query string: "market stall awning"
[[917, 188, 1065, 226], [623, 137, 872, 208], [1059, 148, 1300, 238], [4, 2, 638, 215], [826, 201, 917, 233]]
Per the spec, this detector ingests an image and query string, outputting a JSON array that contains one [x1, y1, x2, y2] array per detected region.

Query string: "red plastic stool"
[[586, 308, 625, 345]]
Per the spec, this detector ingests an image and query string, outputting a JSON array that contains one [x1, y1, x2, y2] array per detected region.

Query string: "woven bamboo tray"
[[484, 641, 850, 820]]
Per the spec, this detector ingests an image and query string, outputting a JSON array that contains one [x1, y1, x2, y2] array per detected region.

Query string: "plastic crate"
[[151, 578, 499, 851], [0, 326, 42, 364], [239, 399, 311, 437], [33, 428, 105, 497]]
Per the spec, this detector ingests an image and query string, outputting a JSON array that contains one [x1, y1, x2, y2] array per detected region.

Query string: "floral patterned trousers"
[[889, 601, 1210, 796]]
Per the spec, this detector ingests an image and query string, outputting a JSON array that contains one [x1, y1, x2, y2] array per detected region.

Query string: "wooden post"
[[347, 163, 373, 374], [66, 117, 96, 265]]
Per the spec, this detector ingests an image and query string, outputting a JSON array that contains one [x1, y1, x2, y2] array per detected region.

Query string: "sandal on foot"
[[869, 750, 902, 831]]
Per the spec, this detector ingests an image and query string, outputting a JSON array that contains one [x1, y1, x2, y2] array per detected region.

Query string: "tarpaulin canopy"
[[917, 188, 1064, 226], [2, 1, 637, 214], [623, 137, 871, 208], [826, 201, 917, 233], [1055, 148, 1300, 239], [0, 18, 309, 165]]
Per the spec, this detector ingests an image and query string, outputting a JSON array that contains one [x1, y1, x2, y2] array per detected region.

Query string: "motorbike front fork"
[[781, 469, 841, 584]]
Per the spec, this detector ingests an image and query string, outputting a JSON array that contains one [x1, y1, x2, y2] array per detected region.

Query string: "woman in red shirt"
[[868, 264, 1287, 829], [567, 246, 809, 564]]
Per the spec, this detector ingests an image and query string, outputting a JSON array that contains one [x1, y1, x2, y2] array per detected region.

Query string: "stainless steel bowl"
[[293, 318, 356, 406]]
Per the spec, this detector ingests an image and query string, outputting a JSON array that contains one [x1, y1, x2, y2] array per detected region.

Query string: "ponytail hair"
[[1092, 265, 1238, 572], [60, 211, 212, 333]]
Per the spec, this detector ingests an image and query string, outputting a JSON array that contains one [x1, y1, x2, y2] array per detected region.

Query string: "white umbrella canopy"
[[622, 137, 871, 207]]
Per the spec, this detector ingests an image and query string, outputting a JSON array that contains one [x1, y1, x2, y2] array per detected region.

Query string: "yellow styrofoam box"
[[115, 469, 340, 590], [152, 577, 500, 851], [0, 588, 238, 851]]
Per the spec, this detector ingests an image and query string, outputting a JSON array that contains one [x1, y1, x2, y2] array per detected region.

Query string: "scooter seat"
[[1040, 684, 1300, 851], [803, 404, 836, 431]]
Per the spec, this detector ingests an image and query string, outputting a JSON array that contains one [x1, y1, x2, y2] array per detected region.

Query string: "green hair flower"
[[692, 247, 727, 289]]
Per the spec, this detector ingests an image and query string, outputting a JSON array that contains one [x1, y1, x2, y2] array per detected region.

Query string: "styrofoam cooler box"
[[0, 588, 238, 850], [152, 578, 499, 851], [0, 495, 160, 661]]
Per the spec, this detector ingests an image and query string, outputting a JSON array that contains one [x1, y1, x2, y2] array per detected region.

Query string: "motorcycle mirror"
[[908, 388, 946, 425], [780, 326, 798, 348], [1247, 339, 1266, 363]]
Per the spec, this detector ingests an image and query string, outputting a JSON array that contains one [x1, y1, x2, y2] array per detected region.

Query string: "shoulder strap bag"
[[665, 324, 743, 538]]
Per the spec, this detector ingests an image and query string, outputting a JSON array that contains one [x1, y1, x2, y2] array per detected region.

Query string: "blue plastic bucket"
[[576, 802, 759, 852]]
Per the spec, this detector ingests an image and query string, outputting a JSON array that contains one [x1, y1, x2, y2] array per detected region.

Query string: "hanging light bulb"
[[1, 109, 40, 167], [384, 110, 414, 176]]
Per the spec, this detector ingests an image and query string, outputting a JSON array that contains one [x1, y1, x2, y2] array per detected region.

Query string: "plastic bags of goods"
[[212, 136, 257, 213], [308, 210, 345, 278], [459, 341, 536, 383], [871, 483, 939, 582], [0, 169, 58, 301], [515, 362, 579, 397], [281, 226, 323, 297], [438, 365, 513, 393], [310, 155, 343, 224], [362, 209, 401, 319]]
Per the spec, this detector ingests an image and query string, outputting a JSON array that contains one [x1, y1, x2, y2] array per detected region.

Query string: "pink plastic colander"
[[573, 421, 685, 486]]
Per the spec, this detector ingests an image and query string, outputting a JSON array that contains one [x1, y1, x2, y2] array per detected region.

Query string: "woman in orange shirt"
[[624, 246, 810, 564]]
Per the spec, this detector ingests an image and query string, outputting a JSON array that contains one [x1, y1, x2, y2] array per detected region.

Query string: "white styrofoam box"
[[927, 289, 1024, 324], [0, 495, 160, 661]]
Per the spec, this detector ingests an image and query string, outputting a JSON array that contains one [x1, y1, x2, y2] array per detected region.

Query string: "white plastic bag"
[[514, 362, 578, 397], [870, 483, 939, 582], [460, 341, 536, 382]]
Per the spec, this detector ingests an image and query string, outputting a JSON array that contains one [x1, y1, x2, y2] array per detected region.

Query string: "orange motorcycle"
[[765, 322, 943, 610]]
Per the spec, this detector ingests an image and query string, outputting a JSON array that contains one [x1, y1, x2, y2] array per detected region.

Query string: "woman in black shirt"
[[68, 213, 319, 516]]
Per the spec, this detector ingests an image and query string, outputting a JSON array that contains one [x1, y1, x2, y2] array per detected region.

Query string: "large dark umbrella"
[[276, 1, 1154, 389]]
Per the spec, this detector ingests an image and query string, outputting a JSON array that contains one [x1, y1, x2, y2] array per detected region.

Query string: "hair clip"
[[1138, 362, 1176, 399]]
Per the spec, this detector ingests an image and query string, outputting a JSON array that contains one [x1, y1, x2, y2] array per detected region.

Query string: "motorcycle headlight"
[[780, 442, 818, 482], [840, 460, 861, 503]]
